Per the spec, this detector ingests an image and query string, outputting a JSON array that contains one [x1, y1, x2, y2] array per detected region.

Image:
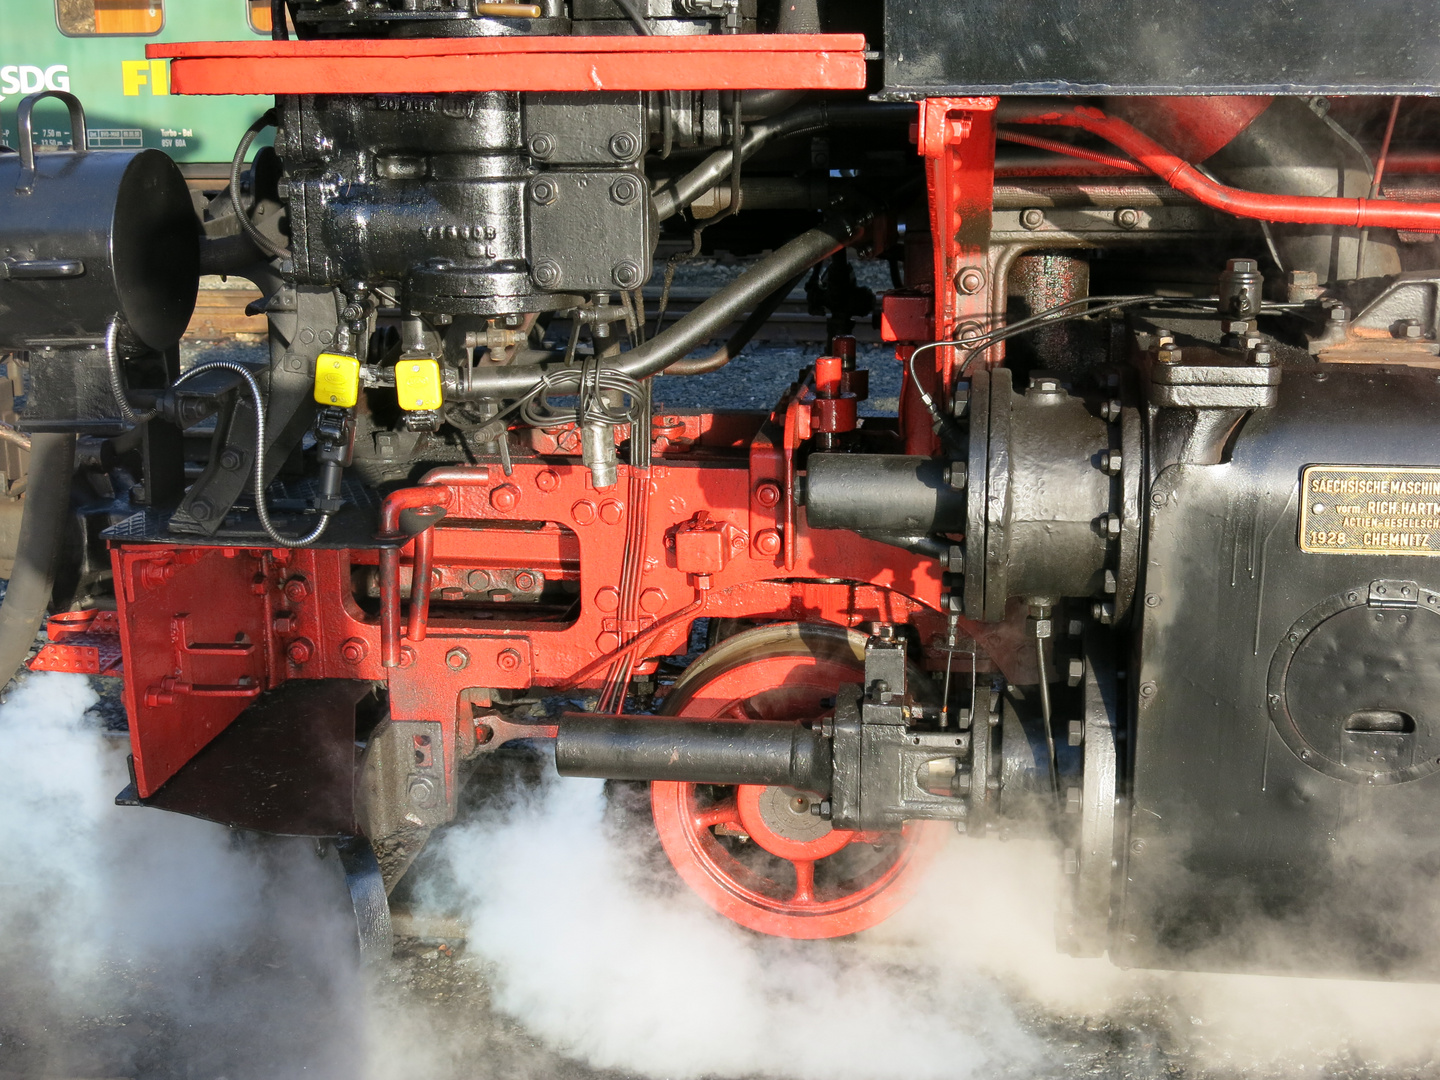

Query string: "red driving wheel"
[[651, 623, 950, 939]]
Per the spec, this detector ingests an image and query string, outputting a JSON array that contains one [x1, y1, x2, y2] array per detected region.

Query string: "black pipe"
[[661, 269, 806, 376], [555, 715, 833, 793], [448, 208, 869, 400], [0, 433, 74, 682], [652, 102, 915, 220]]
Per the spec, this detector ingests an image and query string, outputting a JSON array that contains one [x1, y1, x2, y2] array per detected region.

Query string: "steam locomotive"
[[5, 0, 1440, 979]]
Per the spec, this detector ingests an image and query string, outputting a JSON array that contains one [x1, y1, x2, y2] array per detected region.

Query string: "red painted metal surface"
[[31, 610, 123, 675], [106, 402, 966, 797], [1107, 95, 1272, 163], [899, 97, 998, 455], [146, 34, 868, 94], [1010, 103, 1440, 233]]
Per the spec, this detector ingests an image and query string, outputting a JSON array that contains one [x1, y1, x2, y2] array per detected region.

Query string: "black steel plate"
[[881, 0, 1440, 97]]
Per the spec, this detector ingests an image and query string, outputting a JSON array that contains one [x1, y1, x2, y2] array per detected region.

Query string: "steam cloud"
[[6, 670, 1440, 1079]]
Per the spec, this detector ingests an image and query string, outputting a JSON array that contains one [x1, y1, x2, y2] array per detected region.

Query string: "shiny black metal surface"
[[881, 0, 1440, 96]]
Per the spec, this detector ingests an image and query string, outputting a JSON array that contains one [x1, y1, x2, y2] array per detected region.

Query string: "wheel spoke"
[[693, 798, 741, 830], [790, 859, 816, 904]]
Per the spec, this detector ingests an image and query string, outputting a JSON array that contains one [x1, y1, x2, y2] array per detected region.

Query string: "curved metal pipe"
[[1002, 103, 1440, 234], [652, 102, 914, 221], [448, 207, 870, 400], [661, 269, 805, 376], [0, 433, 74, 683]]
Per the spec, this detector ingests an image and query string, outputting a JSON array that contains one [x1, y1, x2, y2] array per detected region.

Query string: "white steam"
[[427, 769, 1039, 1080], [433, 758, 1440, 1079], [9, 671, 1440, 1079]]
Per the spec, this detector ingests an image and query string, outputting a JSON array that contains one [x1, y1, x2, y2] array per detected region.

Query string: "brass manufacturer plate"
[[1300, 465, 1440, 555]]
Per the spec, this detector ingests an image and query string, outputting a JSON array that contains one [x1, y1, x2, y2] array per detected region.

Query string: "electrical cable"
[[171, 361, 333, 548], [904, 294, 1221, 431], [229, 110, 288, 262], [612, 0, 655, 34]]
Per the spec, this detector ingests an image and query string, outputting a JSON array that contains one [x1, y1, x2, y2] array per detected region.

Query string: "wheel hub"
[[737, 784, 852, 860]]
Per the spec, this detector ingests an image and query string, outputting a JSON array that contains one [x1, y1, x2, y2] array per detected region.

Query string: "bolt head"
[[1019, 207, 1045, 230], [754, 529, 782, 556], [956, 267, 985, 295], [514, 571, 538, 591], [754, 481, 781, 508], [490, 484, 520, 512], [609, 131, 640, 160], [610, 176, 640, 205], [497, 648, 523, 672], [612, 261, 642, 289], [1115, 207, 1140, 229], [284, 577, 312, 602]]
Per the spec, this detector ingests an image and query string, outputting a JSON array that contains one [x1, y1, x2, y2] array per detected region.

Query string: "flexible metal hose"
[[173, 361, 332, 548], [0, 433, 74, 683]]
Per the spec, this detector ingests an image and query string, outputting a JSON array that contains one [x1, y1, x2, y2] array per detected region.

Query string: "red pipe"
[[377, 486, 453, 668], [996, 130, 1145, 175], [406, 466, 492, 645], [1009, 104, 1440, 233]]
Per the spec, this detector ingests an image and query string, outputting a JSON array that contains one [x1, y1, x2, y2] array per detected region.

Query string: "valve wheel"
[[650, 622, 949, 939]]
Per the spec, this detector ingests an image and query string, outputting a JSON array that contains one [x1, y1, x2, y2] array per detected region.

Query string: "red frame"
[[31, 91, 1000, 809]]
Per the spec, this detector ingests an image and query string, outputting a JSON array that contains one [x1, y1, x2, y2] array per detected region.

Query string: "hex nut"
[[445, 647, 470, 671], [610, 175, 640, 205], [341, 637, 368, 663], [284, 576, 313, 602], [1067, 657, 1085, 687], [529, 132, 555, 159], [287, 638, 315, 665], [533, 260, 562, 288], [1115, 207, 1140, 229], [530, 177, 557, 205], [612, 261, 642, 289]]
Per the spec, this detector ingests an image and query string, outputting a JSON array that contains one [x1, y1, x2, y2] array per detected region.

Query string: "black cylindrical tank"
[[0, 92, 198, 351]]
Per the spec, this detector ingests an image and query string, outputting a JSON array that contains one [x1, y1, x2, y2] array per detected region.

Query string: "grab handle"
[[14, 90, 89, 196]]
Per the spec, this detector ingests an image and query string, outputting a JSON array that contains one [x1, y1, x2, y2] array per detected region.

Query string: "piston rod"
[[554, 716, 833, 793]]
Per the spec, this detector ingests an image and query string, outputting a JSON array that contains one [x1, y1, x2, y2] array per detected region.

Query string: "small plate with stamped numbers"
[[1300, 465, 1440, 555]]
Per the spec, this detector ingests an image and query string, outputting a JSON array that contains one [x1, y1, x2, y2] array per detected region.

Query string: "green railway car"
[[0, 0, 270, 168]]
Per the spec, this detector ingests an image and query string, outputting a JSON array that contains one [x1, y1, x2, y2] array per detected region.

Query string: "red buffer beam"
[[146, 34, 869, 94]]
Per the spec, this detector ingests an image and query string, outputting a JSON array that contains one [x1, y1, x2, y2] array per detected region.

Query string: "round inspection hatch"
[[1268, 581, 1440, 785]]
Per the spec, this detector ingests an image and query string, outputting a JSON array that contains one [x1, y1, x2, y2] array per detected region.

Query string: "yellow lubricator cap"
[[313, 352, 360, 408], [396, 357, 443, 411]]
